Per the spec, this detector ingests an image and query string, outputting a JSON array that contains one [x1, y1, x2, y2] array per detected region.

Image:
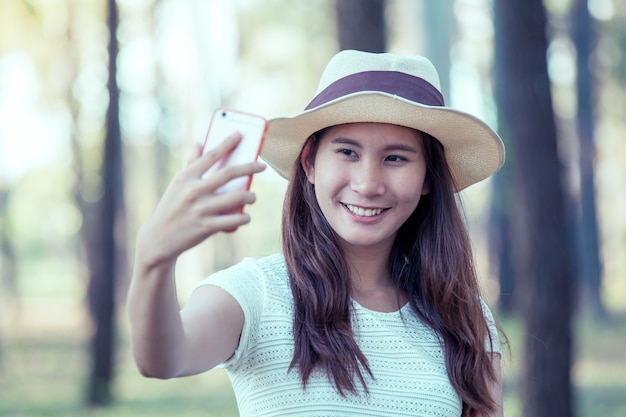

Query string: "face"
[[301, 122, 429, 254]]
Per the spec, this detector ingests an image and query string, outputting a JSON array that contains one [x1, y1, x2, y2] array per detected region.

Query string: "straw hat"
[[260, 50, 505, 191]]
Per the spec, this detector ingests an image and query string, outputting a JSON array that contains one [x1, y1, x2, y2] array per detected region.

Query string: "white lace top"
[[196, 254, 501, 417]]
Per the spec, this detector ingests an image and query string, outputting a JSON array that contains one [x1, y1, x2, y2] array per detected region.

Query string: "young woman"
[[128, 50, 506, 417]]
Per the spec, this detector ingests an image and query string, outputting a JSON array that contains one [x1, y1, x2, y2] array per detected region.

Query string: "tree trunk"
[[494, 1, 575, 416], [572, 0, 605, 318], [0, 187, 18, 371], [492, 41, 525, 316], [488, 159, 519, 314], [422, 0, 453, 103], [336, 0, 387, 52], [86, 0, 125, 406], [150, 0, 172, 196]]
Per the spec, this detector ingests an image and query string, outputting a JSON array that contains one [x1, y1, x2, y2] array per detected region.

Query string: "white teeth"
[[346, 204, 384, 217]]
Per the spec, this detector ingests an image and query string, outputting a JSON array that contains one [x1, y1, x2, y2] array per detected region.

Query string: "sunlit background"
[[0, 0, 625, 416]]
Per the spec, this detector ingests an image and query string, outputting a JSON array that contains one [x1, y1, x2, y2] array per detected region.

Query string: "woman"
[[128, 50, 505, 417]]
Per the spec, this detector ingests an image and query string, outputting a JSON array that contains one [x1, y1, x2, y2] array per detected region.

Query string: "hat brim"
[[260, 92, 505, 191]]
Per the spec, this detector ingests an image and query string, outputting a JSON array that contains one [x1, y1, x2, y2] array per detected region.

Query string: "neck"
[[341, 242, 408, 312], [351, 260, 391, 291], [332, 235, 408, 312], [341, 243, 389, 284]]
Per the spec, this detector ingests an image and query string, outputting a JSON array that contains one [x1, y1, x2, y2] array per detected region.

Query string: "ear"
[[421, 178, 430, 195], [300, 137, 316, 184]]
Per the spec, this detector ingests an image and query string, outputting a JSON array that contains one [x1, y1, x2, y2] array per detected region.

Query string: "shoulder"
[[195, 253, 285, 281], [479, 297, 497, 327], [479, 297, 502, 354], [199, 254, 293, 369], [194, 253, 288, 306], [254, 253, 289, 279]]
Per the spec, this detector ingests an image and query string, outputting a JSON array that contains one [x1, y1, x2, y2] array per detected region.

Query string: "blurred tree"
[[151, 0, 172, 196], [488, 132, 519, 314], [422, 0, 453, 103], [85, 0, 126, 406], [490, 0, 520, 315], [336, 0, 387, 52], [572, 0, 605, 318], [0, 187, 17, 370], [494, 1, 574, 417]]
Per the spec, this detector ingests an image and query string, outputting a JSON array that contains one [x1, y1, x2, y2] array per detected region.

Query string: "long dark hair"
[[282, 129, 498, 415]]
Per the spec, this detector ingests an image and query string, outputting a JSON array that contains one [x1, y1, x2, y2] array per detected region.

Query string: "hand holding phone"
[[202, 108, 268, 196]]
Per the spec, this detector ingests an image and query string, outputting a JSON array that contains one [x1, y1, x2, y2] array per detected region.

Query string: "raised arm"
[[127, 133, 265, 378]]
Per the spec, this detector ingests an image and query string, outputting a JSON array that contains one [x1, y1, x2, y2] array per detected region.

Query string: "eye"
[[337, 148, 357, 157], [385, 155, 407, 163]]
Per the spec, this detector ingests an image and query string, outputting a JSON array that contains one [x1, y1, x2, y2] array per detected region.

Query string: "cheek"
[[311, 156, 343, 188], [394, 172, 429, 204], [312, 166, 337, 196]]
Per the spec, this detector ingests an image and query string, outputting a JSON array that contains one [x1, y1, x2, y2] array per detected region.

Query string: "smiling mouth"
[[344, 204, 386, 217]]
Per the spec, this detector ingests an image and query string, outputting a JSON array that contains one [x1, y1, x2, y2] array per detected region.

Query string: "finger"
[[187, 142, 204, 164], [205, 212, 251, 234], [195, 190, 257, 217], [188, 132, 243, 178], [200, 160, 266, 194]]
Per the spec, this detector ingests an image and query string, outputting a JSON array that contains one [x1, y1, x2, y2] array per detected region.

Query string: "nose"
[[350, 159, 385, 196]]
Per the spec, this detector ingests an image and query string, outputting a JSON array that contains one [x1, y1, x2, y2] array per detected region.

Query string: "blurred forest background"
[[0, 0, 625, 416]]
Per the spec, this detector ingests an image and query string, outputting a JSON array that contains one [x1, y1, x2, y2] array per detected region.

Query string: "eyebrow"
[[330, 137, 419, 153]]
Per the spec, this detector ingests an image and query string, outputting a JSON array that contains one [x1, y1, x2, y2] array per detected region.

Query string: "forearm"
[[127, 255, 188, 379]]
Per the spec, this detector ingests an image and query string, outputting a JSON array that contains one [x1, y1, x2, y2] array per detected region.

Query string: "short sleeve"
[[479, 298, 502, 354], [193, 258, 263, 368]]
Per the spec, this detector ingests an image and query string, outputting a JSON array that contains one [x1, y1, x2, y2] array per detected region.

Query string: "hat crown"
[[315, 50, 442, 95], [262, 50, 505, 191]]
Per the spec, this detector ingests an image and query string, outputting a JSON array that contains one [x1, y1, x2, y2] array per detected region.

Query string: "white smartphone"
[[202, 108, 268, 200]]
